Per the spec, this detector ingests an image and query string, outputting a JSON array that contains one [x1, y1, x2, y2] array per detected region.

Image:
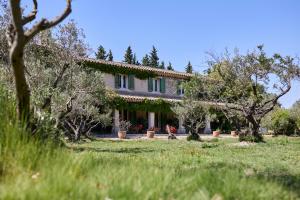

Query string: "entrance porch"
[[112, 109, 186, 134]]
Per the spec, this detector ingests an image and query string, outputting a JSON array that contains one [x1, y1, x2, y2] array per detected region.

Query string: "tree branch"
[[258, 81, 291, 111], [24, 0, 71, 42], [22, 0, 38, 25], [9, 0, 24, 34]]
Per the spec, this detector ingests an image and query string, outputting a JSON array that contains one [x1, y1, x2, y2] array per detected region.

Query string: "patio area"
[[95, 134, 237, 140]]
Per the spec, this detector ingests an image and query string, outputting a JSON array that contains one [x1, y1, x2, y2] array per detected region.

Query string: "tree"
[[107, 49, 113, 61], [142, 54, 150, 66], [270, 108, 297, 136], [172, 101, 207, 141], [167, 62, 174, 70], [186, 61, 193, 73], [290, 101, 300, 131], [26, 21, 110, 141], [185, 46, 300, 142], [149, 46, 159, 68], [6, 0, 72, 122], [132, 53, 137, 65], [95, 45, 107, 60], [159, 61, 165, 69], [124, 46, 133, 64]]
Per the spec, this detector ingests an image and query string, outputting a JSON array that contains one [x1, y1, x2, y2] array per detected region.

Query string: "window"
[[177, 81, 185, 96], [122, 75, 127, 88], [148, 77, 165, 93], [179, 85, 185, 95], [115, 74, 128, 89], [154, 79, 159, 92]]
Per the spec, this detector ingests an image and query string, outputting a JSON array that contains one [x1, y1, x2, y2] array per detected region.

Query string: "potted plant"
[[147, 127, 155, 138], [213, 128, 221, 137], [118, 120, 131, 139]]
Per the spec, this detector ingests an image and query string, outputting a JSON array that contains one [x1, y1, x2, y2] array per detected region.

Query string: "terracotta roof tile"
[[78, 57, 193, 79]]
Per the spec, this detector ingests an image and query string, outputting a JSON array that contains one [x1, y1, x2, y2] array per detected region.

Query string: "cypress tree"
[[167, 62, 174, 71], [124, 46, 133, 64], [142, 54, 150, 66], [95, 45, 107, 60], [133, 53, 137, 65], [149, 46, 159, 68], [159, 61, 165, 69], [107, 49, 113, 61], [185, 61, 193, 73]]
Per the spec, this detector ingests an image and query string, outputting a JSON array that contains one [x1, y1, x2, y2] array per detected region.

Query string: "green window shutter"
[[160, 78, 166, 93], [176, 80, 181, 95], [148, 78, 153, 92], [128, 75, 135, 90], [115, 74, 120, 89]]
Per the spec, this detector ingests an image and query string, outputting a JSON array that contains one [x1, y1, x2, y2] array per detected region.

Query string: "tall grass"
[[0, 86, 59, 179]]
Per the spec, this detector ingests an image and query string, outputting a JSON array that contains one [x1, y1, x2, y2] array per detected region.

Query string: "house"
[[79, 57, 211, 134]]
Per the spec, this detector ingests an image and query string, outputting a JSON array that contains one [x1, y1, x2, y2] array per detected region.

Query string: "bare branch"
[[22, 0, 38, 25], [25, 0, 71, 42]]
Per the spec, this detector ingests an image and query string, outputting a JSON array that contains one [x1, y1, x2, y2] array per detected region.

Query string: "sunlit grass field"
[[1, 135, 300, 200]]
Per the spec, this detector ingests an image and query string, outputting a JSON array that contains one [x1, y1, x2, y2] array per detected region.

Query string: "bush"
[[238, 131, 264, 143], [187, 133, 201, 141], [271, 109, 297, 136]]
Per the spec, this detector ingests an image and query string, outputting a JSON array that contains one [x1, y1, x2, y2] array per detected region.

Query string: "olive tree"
[[172, 101, 207, 141], [6, 0, 72, 122], [185, 46, 300, 141], [1, 19, 111, 141], [25, 21, 111, 141]]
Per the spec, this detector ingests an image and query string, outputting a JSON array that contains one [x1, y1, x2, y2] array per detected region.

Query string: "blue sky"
[[22, 0, 300, 108]]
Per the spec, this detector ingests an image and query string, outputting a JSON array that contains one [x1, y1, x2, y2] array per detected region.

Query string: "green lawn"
[[1, 136, 300, 200]]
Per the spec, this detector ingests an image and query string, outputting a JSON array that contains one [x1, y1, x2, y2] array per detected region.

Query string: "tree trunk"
[[9, 45, 30, 122], [246, 115, 262, 141]]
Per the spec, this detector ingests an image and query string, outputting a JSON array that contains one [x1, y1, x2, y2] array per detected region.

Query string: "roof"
[[119, 94, 182, 103], [78, 57, 193, 79]]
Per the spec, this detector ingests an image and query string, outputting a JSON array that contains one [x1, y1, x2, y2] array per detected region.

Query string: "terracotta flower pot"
[[231, 131, 238, 137], [118, 131, 127, 139], [147, 131, 155, 138], [213, 130, 220, 137]]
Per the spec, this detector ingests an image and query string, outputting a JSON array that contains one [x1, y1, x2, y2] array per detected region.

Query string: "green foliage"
[[187, 133, 201, 141], [159, 61, 165, 69], [142, 54, 150, 66], [107, 49, 113, 61], [201, 143, 219, 148], [185, 61, 193, 73], [149, 46, 159, 68], [83, 61, 156, 80], [185, 46, 300, 139], [124, 46, 133, 64], [0, 85, 63, 181], [290, 100, 300, 130], [95, 45, 107, 60], [271, 109, 297, 136], [167, 62, 174, 70], [172, 101, 207, 139], [110, 95, 173, 113], [239, 131, 264, 142]]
